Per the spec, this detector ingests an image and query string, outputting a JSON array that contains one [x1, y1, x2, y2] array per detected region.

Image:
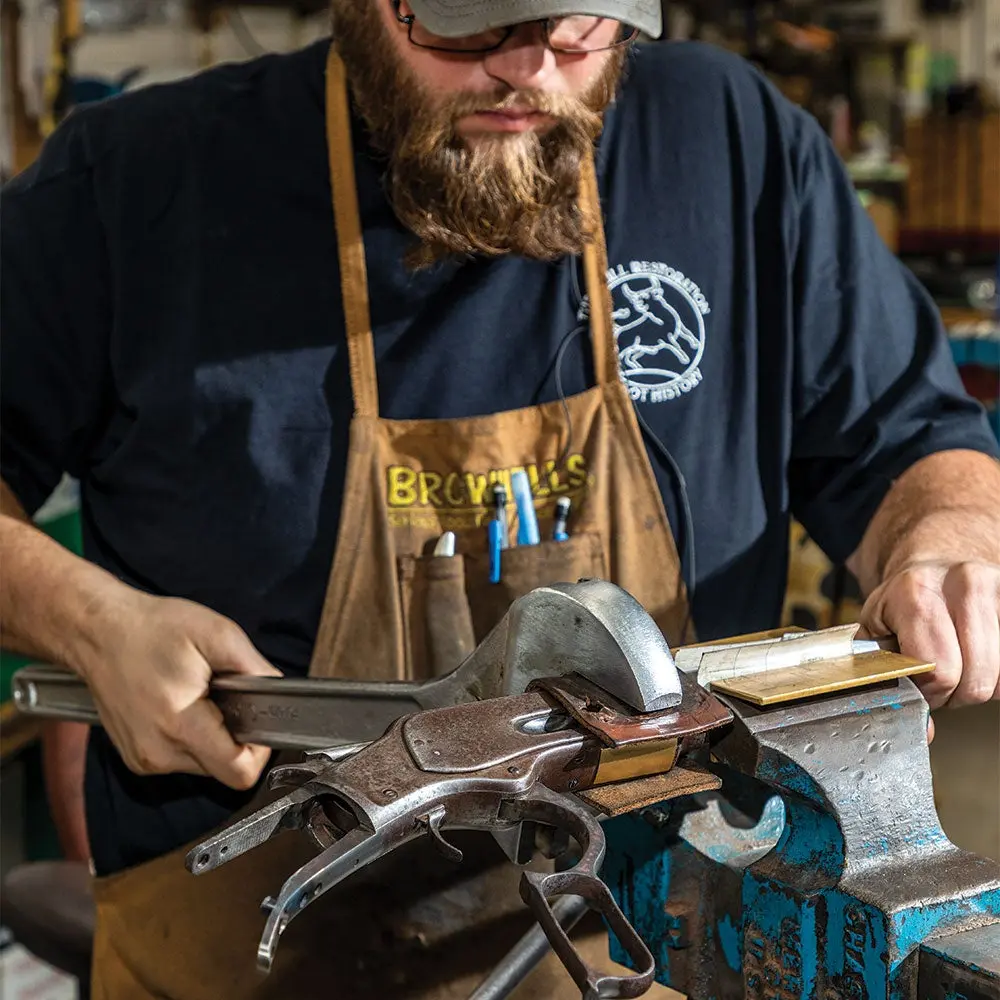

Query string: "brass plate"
[[594, 737, 678, 785], [710, 650, 934, 706]]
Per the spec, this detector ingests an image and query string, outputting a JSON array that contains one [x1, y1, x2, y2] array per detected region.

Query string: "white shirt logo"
[[580, 260, 710, 404]]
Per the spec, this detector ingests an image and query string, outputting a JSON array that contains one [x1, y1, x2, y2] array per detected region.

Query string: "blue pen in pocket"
[[552, 497, 571, 542], [488, 519, 503, 584], [511, 470, 540, 546]]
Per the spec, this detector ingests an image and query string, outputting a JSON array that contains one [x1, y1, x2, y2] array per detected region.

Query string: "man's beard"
[[330, 1, 626, 268]]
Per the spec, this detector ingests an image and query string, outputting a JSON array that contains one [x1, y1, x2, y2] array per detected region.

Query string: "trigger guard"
[[502, 787, 656, 998], [519, 869, 656, 999]]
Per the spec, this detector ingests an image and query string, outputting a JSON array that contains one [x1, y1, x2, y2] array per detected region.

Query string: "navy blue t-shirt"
[[2, 39, 995, 874]]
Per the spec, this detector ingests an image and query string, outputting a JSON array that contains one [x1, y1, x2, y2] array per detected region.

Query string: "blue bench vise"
[[604, 675, 1000, 999]]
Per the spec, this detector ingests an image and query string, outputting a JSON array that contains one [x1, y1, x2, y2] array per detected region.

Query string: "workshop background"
[[1, 0, 999, 996]]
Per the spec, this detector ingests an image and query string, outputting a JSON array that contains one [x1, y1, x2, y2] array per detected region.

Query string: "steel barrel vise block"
[[603, 678, 1000, 999]]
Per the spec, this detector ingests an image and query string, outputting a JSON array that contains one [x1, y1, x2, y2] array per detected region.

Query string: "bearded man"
[[1, 0, 998, 996]]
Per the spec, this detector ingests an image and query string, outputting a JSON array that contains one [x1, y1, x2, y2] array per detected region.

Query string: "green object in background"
[[0, 653, 32, 705], [927, 52, 957, 96]]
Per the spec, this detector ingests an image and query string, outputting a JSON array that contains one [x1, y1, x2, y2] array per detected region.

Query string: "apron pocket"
[[462, 531, 606, 647], [398, 533, 605, 680], [399, 553, 477, 679]]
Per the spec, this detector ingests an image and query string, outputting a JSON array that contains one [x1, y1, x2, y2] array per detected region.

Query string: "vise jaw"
[[604, 676, 1000, 999]]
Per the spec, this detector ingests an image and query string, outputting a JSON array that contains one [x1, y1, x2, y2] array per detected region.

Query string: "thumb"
[[200, 623, 282, 679], [177, 699, 272, 789], [856, 587, 890, 641]]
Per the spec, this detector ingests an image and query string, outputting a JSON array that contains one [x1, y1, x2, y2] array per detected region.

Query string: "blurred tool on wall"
[[0, 0, 329, 180]]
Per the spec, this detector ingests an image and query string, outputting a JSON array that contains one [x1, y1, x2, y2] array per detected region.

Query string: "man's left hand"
[[859, 558, 1000, 711]]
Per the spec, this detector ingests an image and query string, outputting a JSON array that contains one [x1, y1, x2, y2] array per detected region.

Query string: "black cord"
[[634, 404, 697, 641], [569, 254, 583, 308], [553, 324, 585, 469]]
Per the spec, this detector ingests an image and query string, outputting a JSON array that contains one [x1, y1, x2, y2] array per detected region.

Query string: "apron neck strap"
[[326, 47, 379, 419], [324, 46, 620, 417], [578, 150, 618, 385]]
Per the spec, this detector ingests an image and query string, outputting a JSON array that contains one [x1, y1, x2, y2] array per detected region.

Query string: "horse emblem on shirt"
[[586, 260, 710, 405]]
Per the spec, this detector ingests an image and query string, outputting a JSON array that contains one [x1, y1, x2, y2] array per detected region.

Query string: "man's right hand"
[[75, 590, 281, 790], [1, 481, 279, 790]]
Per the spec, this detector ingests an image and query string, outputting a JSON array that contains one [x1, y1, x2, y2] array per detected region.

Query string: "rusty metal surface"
[[530, 673, 732, 749], [184, 664, 739, 996], [184, 683, 691, 996], [578, 767, 722, 818], [402, 693, 585, 774]]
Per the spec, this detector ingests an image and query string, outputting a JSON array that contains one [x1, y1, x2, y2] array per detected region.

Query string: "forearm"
[[0, 479, 127, 671], [2, 480, 277, 790], [42, 721, 92, 862], [848, 450, 1000, 594]]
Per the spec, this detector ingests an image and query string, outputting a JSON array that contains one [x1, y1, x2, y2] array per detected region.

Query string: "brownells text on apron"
[[89, 46, 691, 999]]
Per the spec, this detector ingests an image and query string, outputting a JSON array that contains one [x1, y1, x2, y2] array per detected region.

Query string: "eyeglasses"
[[391, 1, 638, 54]]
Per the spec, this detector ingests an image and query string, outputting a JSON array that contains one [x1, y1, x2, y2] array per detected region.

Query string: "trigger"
[[267, 763, 319, 790], [418, 806, 464, 864]]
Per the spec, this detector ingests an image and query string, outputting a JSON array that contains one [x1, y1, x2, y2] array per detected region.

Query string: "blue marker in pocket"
[[511, 470, 540, 547]]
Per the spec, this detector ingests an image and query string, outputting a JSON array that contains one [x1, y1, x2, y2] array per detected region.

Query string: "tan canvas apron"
[[88, 47, 692, 999]]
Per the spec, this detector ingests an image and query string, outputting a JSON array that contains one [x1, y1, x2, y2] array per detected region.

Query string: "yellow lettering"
[[391, 459, 588, 512], [545, 460, 570, 494], [566, 453, 587, 488], [419, 471, 443, 508], [444, 472, 465, 507], [387, 466, 417, 506], [527, 463, 550, 498], [465, 472, 489, 506]]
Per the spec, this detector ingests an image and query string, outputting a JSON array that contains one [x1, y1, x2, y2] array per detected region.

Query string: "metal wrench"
[[12, 580, 683, 749]]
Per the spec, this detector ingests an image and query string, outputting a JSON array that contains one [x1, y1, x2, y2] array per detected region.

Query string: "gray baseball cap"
[[407, 0, 662, 40]]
